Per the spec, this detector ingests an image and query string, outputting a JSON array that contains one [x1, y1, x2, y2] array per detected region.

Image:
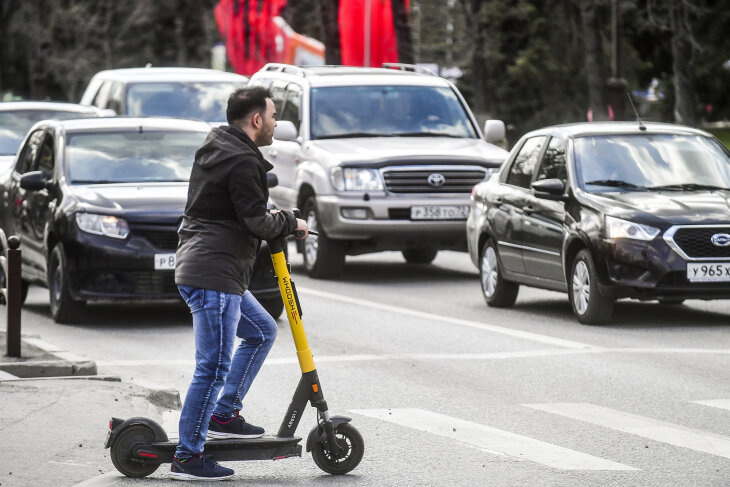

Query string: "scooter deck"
[[139, 436, 303, 463]]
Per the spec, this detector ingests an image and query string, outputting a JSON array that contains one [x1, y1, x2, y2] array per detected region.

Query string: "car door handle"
[[523, 205, 534, 214], [269, 150, 278, 158]]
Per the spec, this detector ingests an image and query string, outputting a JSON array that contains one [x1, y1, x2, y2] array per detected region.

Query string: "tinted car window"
[[66, 131, 207, 184], [126, 82, 245, 122], [309, 85, 477, 139], [506, 136, 546, 188], [281, 84, 302, 131], [16, 129, 45, 174], [0, 111, 95, 156], [36, 136, 55, 178], [535, 137, 567, 184], [575, 134, 730, 192]]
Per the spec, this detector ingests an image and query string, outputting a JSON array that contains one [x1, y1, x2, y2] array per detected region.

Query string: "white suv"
[[249, 63, 508, 278], [80, 67, 248, 124]]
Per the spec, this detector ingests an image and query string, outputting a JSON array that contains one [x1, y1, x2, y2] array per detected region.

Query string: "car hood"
[[590, 189, 730, 225], [0, 156, 15, 174], [310, 137, 508, 166], [72, 182, 188, 222]]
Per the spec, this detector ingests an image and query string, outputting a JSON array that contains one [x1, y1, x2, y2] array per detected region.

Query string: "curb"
[[0, 334, 98, 378]]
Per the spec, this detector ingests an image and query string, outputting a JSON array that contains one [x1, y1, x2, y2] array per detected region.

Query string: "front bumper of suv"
[[316, 194, 471, 250]]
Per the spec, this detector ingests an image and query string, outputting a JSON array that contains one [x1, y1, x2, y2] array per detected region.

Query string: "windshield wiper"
[[584, 179, 645, 190], [392, 132, 463, 138], [647, 183, 730, 191], [317, 132, 397, 139]]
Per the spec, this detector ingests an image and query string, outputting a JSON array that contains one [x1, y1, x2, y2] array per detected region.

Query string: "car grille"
[[382, 168, 486, 193], [132, 271, 178, 295], [670, 226, 730, 259], [132, 227, 179, 251]]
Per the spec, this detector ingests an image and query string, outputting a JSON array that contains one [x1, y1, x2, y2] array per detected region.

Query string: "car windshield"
[[310, 85, 477, 140], [0, 110, 96, 155], [575, 134, 730, 193], [66, 131, 207, 184], [126, 82, 245, 122]]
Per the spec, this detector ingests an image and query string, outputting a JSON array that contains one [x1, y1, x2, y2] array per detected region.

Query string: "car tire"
[[402, 248, 438, 264], [303, 196, 345, 279], [480, 239, 518, 307], [259, 296, 284, 320], [49, 243, 86, 324], [569, 249, 614, 325]]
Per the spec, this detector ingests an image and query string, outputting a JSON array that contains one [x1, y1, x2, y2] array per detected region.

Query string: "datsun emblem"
[[710, 233, 730, 247]]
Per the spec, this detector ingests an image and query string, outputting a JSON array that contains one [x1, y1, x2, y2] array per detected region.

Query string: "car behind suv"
[[248, 63, 508, 277], [467, 122, 730, 324], [79, 67, 248, 123]]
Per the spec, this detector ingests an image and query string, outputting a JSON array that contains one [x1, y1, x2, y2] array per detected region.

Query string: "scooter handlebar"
[[291, 208, 317, 238]]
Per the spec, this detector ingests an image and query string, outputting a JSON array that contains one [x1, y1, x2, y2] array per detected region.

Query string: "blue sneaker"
[[207, 412, 265, 439], [171, 454, 233, 481]]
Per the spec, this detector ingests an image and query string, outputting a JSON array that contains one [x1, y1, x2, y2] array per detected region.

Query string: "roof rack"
[[260, 63, 310, 77], [381, 63, 437, 76]]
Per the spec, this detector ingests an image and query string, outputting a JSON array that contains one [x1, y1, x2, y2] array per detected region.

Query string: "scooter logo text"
[[282, 276, 299, 320], [288, 409, 298, 429]]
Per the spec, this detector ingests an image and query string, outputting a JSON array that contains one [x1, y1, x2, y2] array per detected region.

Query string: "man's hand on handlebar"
[[294, 218, 308, 239]]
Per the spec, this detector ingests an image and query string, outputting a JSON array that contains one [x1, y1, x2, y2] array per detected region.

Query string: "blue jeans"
[[175, 286, 277, 459]]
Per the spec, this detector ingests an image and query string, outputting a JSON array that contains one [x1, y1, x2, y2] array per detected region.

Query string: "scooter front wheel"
[[311, 422, 364, 475], [110, 425, 160, 478]]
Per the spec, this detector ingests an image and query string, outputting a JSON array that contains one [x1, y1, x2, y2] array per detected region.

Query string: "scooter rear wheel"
[[110, 424, 160, 478], [311, 423, 364, 475]]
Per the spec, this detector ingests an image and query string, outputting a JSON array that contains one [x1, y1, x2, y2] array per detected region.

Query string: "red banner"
[[339, 0, 407, 67]]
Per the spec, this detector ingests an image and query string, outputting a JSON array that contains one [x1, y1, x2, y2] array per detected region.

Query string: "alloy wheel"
[[481, 246, 498, 298], [572, 260, 590, 314], [304, 207, 319, 266]]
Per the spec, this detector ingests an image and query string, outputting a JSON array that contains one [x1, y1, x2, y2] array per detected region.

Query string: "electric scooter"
[[105, 213, 364, 477]]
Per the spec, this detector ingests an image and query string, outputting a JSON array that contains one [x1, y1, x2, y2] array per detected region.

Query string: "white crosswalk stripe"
[[525, 402, 730, 460], [351, 408, 638, 471], [691, 398, 730, 411]]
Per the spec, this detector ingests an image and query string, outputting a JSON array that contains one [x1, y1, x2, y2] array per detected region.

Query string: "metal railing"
[[0, 229, 21, 357]]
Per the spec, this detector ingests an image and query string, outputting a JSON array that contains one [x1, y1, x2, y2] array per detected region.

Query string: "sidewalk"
[[0, 333, 181, 486]]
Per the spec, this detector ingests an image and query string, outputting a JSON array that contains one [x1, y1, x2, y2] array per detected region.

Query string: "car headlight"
[[331, 167, 384, 191], [605, 216, 659, 241], [76, 213, 130, 239]]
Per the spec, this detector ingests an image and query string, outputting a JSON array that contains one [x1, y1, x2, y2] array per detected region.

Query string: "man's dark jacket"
[[175, 125, 296, 295]]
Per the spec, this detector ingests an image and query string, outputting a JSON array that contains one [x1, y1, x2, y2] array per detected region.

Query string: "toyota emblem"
[[710, 233, 730, 247], [428, 173, 446, 187]]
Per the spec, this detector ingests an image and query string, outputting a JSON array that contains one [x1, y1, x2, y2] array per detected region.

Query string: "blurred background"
[[1, 0, 728, 145]]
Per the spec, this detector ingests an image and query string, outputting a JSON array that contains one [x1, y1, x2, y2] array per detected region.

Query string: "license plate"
[[686, 262, 730, 282], [154, 253, 176, 270], [410, 205, 470, 220]]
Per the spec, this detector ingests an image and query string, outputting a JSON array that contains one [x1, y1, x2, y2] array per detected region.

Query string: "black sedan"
[[467, 122, 730, 324], [0, 117, 284, 323]]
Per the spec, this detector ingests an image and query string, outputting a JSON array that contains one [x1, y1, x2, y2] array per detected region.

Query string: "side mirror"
[[531, 178, 567, 201], [267, 172, 278, 189], [20, 171, 48, 191], [273, 120, 297, 142], [483, 120, 506, 147]]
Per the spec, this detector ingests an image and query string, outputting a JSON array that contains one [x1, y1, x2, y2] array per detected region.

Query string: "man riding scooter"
[[173, 86, 308, 480]]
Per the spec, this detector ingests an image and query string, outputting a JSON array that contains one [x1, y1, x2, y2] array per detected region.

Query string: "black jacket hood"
[[195, 125, 271, 171]]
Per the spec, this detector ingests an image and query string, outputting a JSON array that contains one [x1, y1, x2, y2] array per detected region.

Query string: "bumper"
[[596, 238, 730, 300], [64, 230, 279, 302], [316, 194, 470, 250]]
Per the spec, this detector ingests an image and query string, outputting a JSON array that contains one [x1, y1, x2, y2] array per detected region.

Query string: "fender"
[[305, 416, 352, 452], [105, 416, 168, 449]]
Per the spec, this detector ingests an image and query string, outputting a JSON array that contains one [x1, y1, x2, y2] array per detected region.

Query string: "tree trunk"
[[319, 0, 340, 64], [580, 0, 606, 120], [460, 0, 487, 116], [670, 1, 695, 124], [391, 0, 413, 63]]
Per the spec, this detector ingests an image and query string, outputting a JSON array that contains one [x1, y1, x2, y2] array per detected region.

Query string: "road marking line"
[[93, 347, 730, 367], [692, 399, 730, 411], [297, 287, 596, 350], [351, 408, 637, 471], [72, 471, 125, 487], [525, 403, 730, 460]]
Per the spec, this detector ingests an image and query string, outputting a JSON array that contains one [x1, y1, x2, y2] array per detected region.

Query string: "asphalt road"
[[14, 246, 730, 486]]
